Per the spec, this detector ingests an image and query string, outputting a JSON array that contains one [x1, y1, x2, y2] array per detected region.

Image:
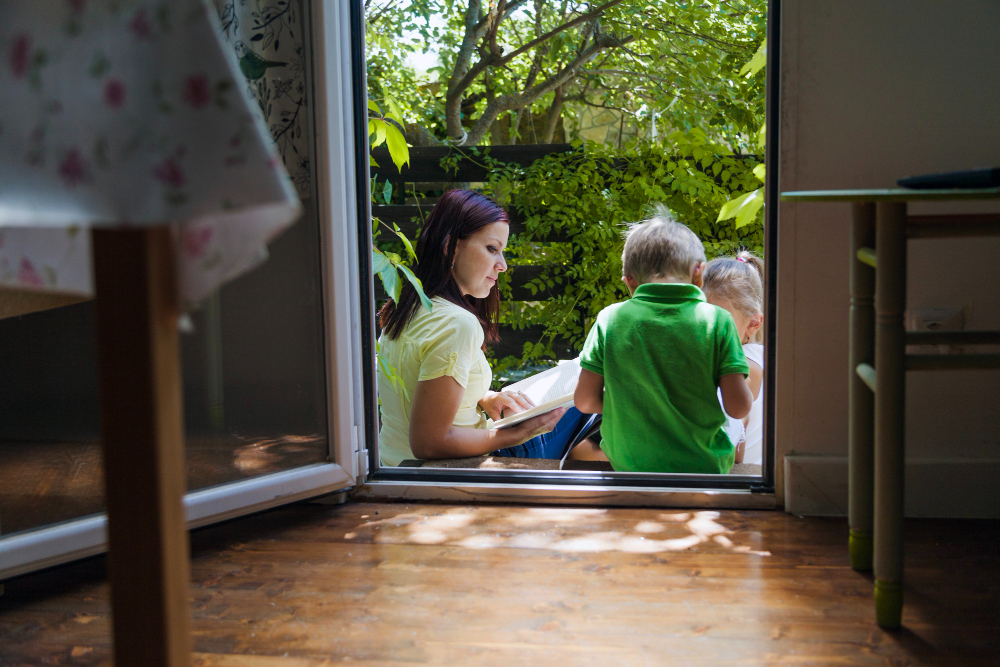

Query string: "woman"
[[376, 189, 594, 466]]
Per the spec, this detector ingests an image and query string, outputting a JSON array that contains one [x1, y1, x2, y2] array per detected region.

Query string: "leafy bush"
[[475, 133, 763, 378], [371, 134, 763, 385]]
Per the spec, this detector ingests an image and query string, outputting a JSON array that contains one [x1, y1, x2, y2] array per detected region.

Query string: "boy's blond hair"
[[622, 207, 706, 283]]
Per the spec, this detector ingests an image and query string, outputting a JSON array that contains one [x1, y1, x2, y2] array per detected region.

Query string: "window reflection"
[[0, 0, 329, 539]]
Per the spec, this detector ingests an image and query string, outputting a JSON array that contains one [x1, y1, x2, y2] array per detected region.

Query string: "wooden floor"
[[1, 501, 998, 666]]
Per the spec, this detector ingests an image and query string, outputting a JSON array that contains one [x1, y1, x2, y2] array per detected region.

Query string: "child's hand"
[[478, 390, 536, 421]]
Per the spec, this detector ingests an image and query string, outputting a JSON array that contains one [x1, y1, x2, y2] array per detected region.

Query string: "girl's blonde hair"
[[703, 249, 764, 344]]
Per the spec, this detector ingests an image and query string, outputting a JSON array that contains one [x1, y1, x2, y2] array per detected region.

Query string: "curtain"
[[214, 0, 312, 200]]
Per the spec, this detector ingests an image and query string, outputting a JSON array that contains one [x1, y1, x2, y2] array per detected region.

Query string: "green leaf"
[[378, 261, 402, 302], [371, 119, 387, 148], [385, 94, 405, 126], [740, 40, 767, 78], [372, 247, 391, 274], [89, 51, 110, 77], [382, 179, 393, 204], [384, 122, 410, 171], [391, 223, 418, 263], [734, 190, 765, 229], [367, 98, 381, 115], [396, 263, 434, 312], [752, 163, 766, 182], [717, 188, 764, 229]]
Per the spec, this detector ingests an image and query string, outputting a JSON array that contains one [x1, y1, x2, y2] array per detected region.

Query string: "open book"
[[492, 358, 582, 429]]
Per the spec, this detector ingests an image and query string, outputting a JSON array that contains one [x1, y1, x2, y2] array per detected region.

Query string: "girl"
[[703, 250, 765, 465]]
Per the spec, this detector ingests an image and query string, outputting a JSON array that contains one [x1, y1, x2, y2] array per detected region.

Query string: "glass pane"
[[367, 1, 768, 475], [0, 0, 328, 539]]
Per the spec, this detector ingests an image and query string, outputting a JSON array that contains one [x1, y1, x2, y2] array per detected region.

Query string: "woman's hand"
[[510, 407, 566, 441], [478, 390, 535, 421]]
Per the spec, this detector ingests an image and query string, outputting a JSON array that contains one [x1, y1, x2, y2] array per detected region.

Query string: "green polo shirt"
[[580, 283, 749, 474]]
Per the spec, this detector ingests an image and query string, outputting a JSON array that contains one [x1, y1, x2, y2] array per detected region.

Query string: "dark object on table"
[[898, 167, 1000, 190]]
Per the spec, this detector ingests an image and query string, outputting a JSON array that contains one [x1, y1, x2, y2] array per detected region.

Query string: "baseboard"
[[783, 455, 1000, 518]]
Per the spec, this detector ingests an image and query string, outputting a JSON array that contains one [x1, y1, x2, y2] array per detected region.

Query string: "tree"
[[366, 0, 766, 150]]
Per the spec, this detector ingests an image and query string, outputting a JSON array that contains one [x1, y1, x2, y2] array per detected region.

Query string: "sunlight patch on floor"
[[344, 507, 770, 556]]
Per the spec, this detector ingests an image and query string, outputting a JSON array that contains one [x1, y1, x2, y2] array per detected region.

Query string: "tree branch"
[[500, 0, 626, 69], [465, 32, 635, 145], [486, 0, 509, 60], [584, 68, 676, 85], [510, 0, 552, 143], [540, 84, 563, 144], [446, 0, 627, 142], [446, 0, 484, 140], [472, 0, 531, 33]]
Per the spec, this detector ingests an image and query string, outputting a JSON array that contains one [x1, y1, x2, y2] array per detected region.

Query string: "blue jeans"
[[492, 407, 597, 459]]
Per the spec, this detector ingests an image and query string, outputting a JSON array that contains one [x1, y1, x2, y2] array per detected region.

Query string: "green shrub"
[[372, 136, 764, 385], [478, 135, 763, 379]]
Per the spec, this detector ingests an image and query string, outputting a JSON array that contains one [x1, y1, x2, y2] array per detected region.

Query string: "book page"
[[500, 359, 581, 408]]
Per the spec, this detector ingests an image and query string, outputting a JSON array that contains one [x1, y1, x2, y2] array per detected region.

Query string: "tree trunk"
[[510, 106, 525, 144], [541, 85, 564, 144]]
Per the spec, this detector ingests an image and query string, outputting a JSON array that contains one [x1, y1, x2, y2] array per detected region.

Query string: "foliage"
[[373, 136, 762, 378], [364, 2, 770, 384], [366, 0, 767, 151], [368, 97, 426, 399], [367, 97, 411, 172], [717, 39, 766, 228]]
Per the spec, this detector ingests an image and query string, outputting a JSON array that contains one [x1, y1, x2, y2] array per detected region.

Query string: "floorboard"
[[1, 502, 998, 666]]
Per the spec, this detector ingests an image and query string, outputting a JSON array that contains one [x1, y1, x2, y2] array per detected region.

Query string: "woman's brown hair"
[[378, 189, 509, 345]]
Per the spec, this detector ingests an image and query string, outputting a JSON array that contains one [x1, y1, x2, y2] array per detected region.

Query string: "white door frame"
[[350, 1, 781, 507]]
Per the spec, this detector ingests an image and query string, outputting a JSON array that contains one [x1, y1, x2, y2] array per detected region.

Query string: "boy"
[[574, 211, 753, 473]]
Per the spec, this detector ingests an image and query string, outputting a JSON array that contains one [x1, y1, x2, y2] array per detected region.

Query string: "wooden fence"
[[370, 144, 577, 360]]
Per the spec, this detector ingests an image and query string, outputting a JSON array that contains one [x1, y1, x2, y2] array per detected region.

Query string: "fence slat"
[[492, 325, 576, 360], [371, 144, 574, 182]]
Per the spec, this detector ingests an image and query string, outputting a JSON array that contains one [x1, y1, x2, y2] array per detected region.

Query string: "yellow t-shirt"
[[377, 297, 492, 466]]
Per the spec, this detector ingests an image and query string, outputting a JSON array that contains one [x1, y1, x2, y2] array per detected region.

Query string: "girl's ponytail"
[[736, 249, 764, 282]]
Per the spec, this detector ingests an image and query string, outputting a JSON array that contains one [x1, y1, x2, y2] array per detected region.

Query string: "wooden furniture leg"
[[849, 203, 876, 571], [91, 227, 191, 667], [873, 203, 907, 629]]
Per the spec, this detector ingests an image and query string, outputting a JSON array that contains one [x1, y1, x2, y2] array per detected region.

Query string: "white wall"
[[776, 0, 1000, 517]]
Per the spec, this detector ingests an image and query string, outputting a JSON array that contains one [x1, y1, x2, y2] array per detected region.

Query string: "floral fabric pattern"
[[214, 0, 311, 199], [0, 0, 301, 306]]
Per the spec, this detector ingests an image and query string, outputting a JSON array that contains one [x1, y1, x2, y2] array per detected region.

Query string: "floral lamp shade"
[[0, 0, 301, 306]]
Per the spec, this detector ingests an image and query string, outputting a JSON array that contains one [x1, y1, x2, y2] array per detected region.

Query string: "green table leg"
[[849, 203, 876, 572], [873, 202, 907, 629], [850, 529, 873, 571], [875, 579, 904, 629]]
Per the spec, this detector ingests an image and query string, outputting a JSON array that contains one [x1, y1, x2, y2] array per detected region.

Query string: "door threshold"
[[353, 479, 777, 509]]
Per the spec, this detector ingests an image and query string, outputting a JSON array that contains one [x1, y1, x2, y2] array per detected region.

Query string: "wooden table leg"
[[91, 227, 191, 667], [873, 203, 907, 629], [849, 203, 876, 571]]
